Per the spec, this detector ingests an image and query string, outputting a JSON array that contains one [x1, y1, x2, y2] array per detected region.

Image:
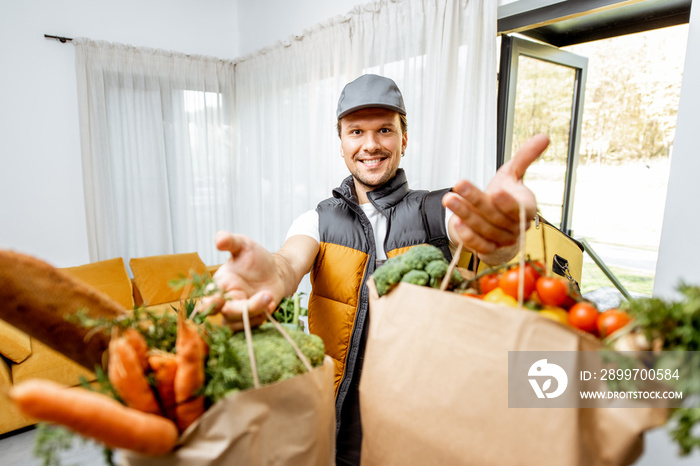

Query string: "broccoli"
[[372, 255, 411, 296], [400, 269, 430, 286], [228, 323, 325, 391], [373, 244, 455, 296], [424, 259, 464, 288], [449, 268, 464, 286], [425, 259, 448, 287], [401, 244, 446, 270], [203, 322, 325, 402]]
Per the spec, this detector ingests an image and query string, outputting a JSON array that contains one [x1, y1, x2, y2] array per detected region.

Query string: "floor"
[[0, 426, 113, 466], [2, 411, 699, 465]]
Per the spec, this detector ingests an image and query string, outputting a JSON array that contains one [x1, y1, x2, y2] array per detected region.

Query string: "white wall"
[[646, 0, 700, 457], [236, 0, 364, 56], [654, 0, 700, 298], [0, 0, 239, 267]]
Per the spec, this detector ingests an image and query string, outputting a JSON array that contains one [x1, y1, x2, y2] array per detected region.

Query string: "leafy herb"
[[34, 424, 75, 466], [272, 292, 307, 328], [79, 366, 120, 400], [623, 283, 700, 352], [67, 306, 181, 353], [670, 406, 700, 455], [168, 272, 217, 300], [618, 283, 700, 455], [200, 322, 242, 403], [34, 423, 114, 466]]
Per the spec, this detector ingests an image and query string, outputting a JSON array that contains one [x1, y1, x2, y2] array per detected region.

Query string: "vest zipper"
[[333, 194, 376, 437]]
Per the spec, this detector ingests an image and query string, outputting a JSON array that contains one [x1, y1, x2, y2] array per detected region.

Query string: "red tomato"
[[568, 302, 599, 334], [597, 309, 632, 338], [479, 273, 501, 294], [535, 276, 569, 307], [525, 261, 545, 281], [498, 267, 536, 300], [561, 294, 578, 310]]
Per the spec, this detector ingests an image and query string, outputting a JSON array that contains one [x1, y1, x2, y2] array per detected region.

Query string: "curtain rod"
[[44, 34, 73, 43]]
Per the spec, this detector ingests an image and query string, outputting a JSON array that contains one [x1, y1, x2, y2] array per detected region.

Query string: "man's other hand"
[[443, 134, 550, 261]]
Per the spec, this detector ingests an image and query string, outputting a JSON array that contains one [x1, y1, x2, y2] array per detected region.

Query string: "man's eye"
[[379, 128, 391, 134], [351, 129, 362, 135]]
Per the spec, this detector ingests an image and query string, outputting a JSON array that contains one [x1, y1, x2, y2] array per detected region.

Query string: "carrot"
[[9, 379, 178, 456], [108, 334, 161, 415], [123, 327, 149, 371], [148, 352, 178, 422], [174, 317, 208, 433]]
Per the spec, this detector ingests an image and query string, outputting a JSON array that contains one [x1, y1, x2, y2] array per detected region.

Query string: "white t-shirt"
[[285, 204, 455, 261]]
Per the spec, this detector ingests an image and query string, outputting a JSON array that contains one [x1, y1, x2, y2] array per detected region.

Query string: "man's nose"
[[362, 132, 381, 151]]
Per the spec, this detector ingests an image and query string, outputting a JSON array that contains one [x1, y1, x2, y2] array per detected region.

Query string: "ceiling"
[[498, 0, 692, 47]]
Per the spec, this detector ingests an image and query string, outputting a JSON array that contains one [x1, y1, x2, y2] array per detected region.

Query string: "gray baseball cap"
[[336, 74, 406, 119]]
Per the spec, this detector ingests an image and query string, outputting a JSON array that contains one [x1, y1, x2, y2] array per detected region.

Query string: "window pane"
[[564, 25, 688, 298], [513, 56, 575, 228]]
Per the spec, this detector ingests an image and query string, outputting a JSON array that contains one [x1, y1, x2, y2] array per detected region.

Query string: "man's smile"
[[357, 157, 386, 167]]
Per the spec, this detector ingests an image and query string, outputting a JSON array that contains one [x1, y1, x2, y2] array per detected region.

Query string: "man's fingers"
[[214, 231, 246, 256], [491, 189, 537, 225], [450, 217, 500, 255], [196, 289, 247, 316], [220, 290, 275, 323], [507, 133, 550, 180], [445, 181, 518, 233], [224, 313, 268, 332]]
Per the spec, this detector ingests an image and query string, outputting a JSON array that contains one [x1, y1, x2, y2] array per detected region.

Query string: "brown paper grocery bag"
[[120, 355, 336, 466], [360, 280, 667, 466]]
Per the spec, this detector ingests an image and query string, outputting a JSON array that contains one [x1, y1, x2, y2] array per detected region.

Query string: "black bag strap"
[[421, 188, 453, 261], [422, 188, 477, 270], [421, 188, 452, 261]]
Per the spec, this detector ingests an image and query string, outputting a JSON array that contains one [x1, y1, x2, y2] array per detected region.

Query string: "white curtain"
[[73, 0, 495, 267], [234, 0, 497, 253], [74, 39, 236, 265]]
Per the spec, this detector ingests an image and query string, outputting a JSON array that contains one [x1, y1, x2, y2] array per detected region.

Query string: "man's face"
[[339, 108, 407, 196]]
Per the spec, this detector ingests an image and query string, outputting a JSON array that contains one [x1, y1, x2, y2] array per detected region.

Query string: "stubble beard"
[[350, 153, 398, 192]]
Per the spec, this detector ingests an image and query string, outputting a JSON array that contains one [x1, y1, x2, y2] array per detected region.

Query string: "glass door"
[[497, 35, 588, 236]]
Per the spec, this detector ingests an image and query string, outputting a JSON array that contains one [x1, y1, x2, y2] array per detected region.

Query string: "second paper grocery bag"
[[360, 279, 666, 466]]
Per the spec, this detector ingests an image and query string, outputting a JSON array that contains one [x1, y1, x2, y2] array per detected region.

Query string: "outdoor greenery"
[[512, 25, 688, 296], [581, 262, 654, 297], [568, 27, 686, 164], [512, 25, 687, 165]]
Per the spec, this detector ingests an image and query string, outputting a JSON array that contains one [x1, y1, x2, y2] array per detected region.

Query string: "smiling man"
[[339, 106, 405, 200], [205, 74, 549, 465]]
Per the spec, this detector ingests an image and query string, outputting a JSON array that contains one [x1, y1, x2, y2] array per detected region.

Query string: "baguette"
[[0, 249, 126, 370]]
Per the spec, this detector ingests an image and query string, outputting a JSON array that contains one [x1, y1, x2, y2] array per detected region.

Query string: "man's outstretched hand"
[[200, 231, 318, 331], [199, 232, 282, 331], [443, 134, 550, 262]]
